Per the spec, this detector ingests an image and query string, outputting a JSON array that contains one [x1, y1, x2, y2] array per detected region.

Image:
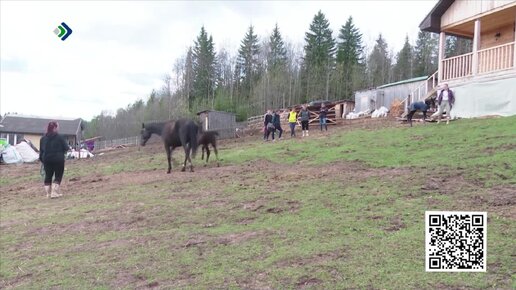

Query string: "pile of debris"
[[371, 106, 389, 118], [389, 99, 404, 117], [0, 139, 39, 164]]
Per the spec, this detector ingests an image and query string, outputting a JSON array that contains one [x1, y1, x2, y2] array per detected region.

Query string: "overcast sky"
[[0, 0, 437, 121]]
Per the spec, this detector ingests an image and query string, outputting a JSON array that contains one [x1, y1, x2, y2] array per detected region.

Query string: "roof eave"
[[419, 0, 455, 34]]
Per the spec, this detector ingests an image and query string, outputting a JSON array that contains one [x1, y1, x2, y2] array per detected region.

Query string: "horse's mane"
[[143, 121, 168, 136]]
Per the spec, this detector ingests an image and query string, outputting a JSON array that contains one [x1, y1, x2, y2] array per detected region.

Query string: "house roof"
[[377, 76, 428, 89], [196, 110, 235, 116], [419, 0, 455, 33], [0, 115, 83, 136]]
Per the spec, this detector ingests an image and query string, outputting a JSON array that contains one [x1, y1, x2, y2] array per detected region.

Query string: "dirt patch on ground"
[[383, 215, 406, 232], [276, 250, 346, 268], [184, 230, 265, 248], [420, 172, 471, 195], [484, 143, 516, 154], [468, 186, 516, 219], [296, 276, 323, 288]]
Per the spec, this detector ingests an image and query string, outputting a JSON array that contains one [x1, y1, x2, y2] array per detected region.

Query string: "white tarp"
[[67, 149, 94, 159], [15, 141, 39, 163], [1, 146, 23, 164], [450, 77, 516, 118], [346, 109, 372, 119], [372, 106, 389, 118]]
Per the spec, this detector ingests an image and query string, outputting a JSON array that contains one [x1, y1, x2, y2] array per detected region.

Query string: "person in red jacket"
[[39, 121, 69, 198]]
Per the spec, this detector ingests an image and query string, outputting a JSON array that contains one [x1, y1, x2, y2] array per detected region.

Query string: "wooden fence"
[[94, 136, 139, 151]]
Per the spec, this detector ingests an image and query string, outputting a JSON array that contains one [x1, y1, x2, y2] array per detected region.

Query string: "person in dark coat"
[[263, 110, 273, 141], [271, 110, 283, 140], [39, 121, 69, 198], [319, 103, 328, 131], [299, 105, 310, 137]]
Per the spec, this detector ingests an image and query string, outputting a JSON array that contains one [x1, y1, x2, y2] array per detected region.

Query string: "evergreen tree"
[[303, 10, 336, 100], [445, 35, 472, 58], [237, 25, 260, 100], [414, 31, 438, 77], [192, 26, 217, 109], [267, 23, 288, 70], [367, 34, 392, 87], [336, 16, 364, 99], [393, 36, 414, 81]]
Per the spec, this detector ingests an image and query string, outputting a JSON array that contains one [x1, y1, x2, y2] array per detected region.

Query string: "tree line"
[[85, 10, 472, 140]]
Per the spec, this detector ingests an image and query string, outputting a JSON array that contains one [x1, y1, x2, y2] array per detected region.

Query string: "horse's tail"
[[189, 122, 199, 158]]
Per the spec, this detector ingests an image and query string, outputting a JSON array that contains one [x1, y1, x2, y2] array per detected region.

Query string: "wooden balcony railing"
[[441, 42, 515, 81], [478, 42, 515, 74], [442, 53, 473, 81]]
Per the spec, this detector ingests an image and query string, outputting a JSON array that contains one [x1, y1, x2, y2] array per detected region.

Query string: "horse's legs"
[[187, 145, 194, 172], [213, 143, 219, 167], [182, 144, 194, 172], [181, 145, 188, 172], [201, 145, 205, 160], [165, 145, 172, 174]]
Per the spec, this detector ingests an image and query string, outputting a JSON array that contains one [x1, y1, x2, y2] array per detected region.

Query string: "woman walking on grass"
[[272, 110, 283, 141], [40, 121, 69, 198], [288, 108, 298, 137], [299, 105, 310, 137], [319, 103, 328, 131]]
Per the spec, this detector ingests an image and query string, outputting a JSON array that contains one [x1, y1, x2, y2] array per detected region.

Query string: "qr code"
[[425, 211, 486, 272]]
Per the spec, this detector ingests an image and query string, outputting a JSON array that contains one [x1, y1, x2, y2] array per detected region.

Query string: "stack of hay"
[[390, 99, 404, 117]]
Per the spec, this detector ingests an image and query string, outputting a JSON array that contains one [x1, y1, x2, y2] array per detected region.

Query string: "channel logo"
[[53, 22, 72, 41]]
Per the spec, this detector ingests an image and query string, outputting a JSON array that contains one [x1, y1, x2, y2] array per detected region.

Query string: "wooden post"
[[335, 104, 341, 119], [514, 15, 516, 68], [438, 32, 446, 83], [472, 19, 481, 75]]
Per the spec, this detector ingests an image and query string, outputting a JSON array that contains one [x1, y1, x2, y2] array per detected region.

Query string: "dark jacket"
[[272, 113, 281, 127], [39, 133, 69, 163], [263, 113, 273, 126], [319, 107, 328, 118], [299, 110, 310, 121], [437, 89, 455, 107], [409, 102, 429, 112]]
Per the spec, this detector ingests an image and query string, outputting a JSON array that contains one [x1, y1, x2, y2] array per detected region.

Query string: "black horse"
[[198, 131, 219, 167], [407, 98, 436, 127], [141, 119, 199, 173]]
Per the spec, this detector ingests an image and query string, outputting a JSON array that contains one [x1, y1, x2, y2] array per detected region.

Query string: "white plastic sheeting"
[[450, 77, 516, 118], [346, 109, 372, 119], [67, 149, 94, 159], [372, 106, 389, 118], [1, 146, 23, 164], [15, 141, 39, 163]]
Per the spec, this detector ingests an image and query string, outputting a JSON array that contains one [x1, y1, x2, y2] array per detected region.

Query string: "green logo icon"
[[53, 22, 72, 41]]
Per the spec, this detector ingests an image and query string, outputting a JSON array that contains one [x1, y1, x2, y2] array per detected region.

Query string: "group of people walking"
[[263, 103, 329, 141]]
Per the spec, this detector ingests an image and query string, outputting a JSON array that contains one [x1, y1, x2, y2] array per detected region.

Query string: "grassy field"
[[1, 117, 515, 289]]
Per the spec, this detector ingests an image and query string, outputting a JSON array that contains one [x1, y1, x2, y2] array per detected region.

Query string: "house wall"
[[442, 0, 516, 28], [354, 81, 426, 113], [450, 76, 516, 117], [24, 134, 42, 150], [480, 22, 515, 49], [204, 112, 236, 139]]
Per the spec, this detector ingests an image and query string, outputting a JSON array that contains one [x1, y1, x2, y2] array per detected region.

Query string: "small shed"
[[197, 110, 236, 139], [0, 114, 84, 149], [354, 76, 428, 112]]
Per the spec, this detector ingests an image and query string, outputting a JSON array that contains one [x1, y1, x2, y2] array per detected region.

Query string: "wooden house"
[[197, 110, 237, 139], [354, 76, 430, 113], [418, 0, 516, 117], [0, 114, 84, 150]]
